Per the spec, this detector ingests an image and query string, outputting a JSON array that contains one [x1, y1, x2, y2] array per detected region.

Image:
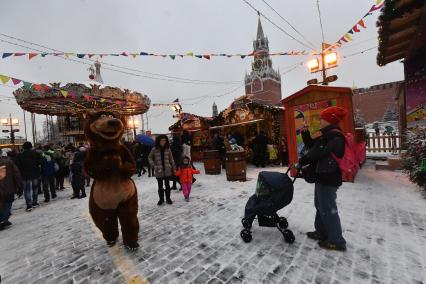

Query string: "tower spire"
[[257, 13, 264, 40]]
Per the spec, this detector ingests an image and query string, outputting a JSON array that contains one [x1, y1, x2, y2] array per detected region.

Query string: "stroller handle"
[[286, 165, 299, 184]]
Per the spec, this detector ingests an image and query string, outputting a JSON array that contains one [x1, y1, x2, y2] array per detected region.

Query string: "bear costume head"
[[83, 111, 135, 180], [84, 111, 126, 147]]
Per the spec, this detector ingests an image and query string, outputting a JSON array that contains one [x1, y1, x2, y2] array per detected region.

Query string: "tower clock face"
[[254, 59, 262, 70]]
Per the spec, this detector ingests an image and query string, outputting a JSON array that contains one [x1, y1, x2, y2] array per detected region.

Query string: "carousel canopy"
[[13, 82, 151, 116]]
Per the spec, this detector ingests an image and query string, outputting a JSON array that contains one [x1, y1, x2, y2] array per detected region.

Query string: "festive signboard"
[[293, 99, 337, 157]]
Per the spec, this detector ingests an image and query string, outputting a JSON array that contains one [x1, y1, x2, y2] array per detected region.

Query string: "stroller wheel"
[[279, 217, 288, 229], [240, 229, 252, 243], [241, 218, 252, 229], [282, 229, 295, 244]]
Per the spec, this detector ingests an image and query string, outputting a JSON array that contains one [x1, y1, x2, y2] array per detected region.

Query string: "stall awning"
[[209, 119, 264, 130]]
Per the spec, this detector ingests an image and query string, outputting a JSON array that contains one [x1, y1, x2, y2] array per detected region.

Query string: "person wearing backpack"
[[299, 106, 348, 252]]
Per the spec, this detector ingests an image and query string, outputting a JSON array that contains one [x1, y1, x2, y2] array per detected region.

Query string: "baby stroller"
[[240, 168, 296, 243]]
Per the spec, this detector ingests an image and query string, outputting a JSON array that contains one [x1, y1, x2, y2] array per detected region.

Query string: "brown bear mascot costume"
[[84, 111, 139, 251]]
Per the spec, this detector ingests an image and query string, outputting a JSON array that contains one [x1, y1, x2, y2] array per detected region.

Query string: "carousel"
[[13, 61, 151, 144]]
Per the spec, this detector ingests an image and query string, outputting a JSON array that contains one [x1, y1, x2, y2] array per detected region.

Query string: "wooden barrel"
[[203, 150, 221, 175], [225, 151, 247, 181]]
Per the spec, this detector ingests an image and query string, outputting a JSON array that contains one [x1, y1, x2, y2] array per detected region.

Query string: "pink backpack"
[[330, 130, 359, 175]]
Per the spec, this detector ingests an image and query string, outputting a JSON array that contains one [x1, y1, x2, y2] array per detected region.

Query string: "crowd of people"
[[0, 141, 92, 230]]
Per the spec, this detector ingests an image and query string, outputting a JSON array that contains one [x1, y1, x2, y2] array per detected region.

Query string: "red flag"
[[203, 55, 211, 60], [120, 52, 128, 56], [14, 53, 25, 57], [352, 24, 360, 33], [28, 53, 38, 60], [369, 2, 384, 12], [358, 19, 366, 29], [340, 36, 348, 43], [11, 78, 22, 85], [32, 84, 43, 91], [88, 54, 94, 58]]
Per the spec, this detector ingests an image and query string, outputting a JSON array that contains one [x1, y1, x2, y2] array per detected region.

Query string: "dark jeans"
[[314, 183, 346, 245], [0, 197, 13, 222], [72, 175, 86, 197], [23, 179, 39, 207], [55, 174, 65, 190], [42, 176, 56, 201], [157, 177, 172, 201]]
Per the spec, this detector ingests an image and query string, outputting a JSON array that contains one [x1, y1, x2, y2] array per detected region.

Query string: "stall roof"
[[209, 119, 264, 130], [282, 85, 352, 104], [377, 0, 426, 66]]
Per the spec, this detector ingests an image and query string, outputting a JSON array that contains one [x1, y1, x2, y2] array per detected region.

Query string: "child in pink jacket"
[[174, 157, 200, 202]]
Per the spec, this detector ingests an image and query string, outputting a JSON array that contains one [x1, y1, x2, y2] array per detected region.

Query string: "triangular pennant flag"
[[77, 54, 85, 58], [88, 54, 94, 58], [64, 53, 74, 58], [14, 53, 25, 57], [140, 52, 149, 56], [28, 53, 38, 60], [0, 75, 10, 84], [169, 55, 176, 60], [227, 55, 232, 58], [348, 29, 354, 35], [178, 55, 184, 58], [186, 52, 194, 56], [161, 55, 167, 58], [11, 78, 21, 85], [340, 36, 348, 43], [369, 2, 384, 12], [110, 54, 119, 56], [130, 53, 137, 58], [240, 55, 246, 59], [352, 24, 360, 33], [41, 52, 48, 57], [195, 55, 202, 58], [203, 55, 211, 60], [68, 91, 76, 98], [32, 84, 43, 91], [220, 53, 226, 56], [344, 33, 353, 41], [2, 53, 13, 58], [120, 52, 128, 56], [60, 90, 68, 97], [23, 81, 32, 89], [358, 19, 366, 29]]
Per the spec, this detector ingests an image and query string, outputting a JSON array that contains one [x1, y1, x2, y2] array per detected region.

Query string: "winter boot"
[[157, 188, 165, 205], [307, 231, 326, 241], [124, 242, 140, 251], [165, 189, 173, 205], [318, 240, 346, 252]]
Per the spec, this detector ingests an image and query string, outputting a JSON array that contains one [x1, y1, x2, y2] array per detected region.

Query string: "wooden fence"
[[366, 133, 401, 153]]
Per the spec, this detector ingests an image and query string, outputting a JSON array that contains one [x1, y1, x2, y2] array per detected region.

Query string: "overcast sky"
[[0, 0, 403, 139]]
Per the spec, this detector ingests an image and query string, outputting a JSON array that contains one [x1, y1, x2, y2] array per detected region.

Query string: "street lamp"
[[128, 117, 138, 140], [1, 114, 19, 145], [306, 43, 339, 85]]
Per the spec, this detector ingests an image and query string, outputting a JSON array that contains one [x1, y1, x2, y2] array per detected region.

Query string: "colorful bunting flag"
[[41, 53, 48, 57], [169, 55, 176, 60], [28, 53, 38, 60], [130, 53, 138, 58], [0, 75, 10, 84], [186, 52, 194, 57], [2, 53, 13, 58], [348, 30, 354, 35], [60, 90, 68, 97], [140, 52, 149, 56], [77, 54, 85, 58], [88, 54, 94, 58], [120, 52, 128, 56], [340, 36, 348, 43], [23, 81, 32, 89], [358, 19, 366, 29], [14, 53, 25, 57], [352, 24, 360, 33], [11, 78, 21, 85], [203, 55, 211, 60], [344, 33, 353, 41]]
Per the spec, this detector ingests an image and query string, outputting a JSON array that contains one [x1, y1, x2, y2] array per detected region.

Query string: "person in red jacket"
[[174, 157, 200, 202]]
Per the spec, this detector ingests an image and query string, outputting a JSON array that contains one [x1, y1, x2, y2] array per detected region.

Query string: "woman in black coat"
[[299, 106, 347, 252]]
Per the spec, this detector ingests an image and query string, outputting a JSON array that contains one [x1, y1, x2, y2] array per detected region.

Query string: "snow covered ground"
[[0, 161, 425, 284]]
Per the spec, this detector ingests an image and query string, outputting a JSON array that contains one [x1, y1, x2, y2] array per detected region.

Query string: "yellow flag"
[[0, 75, 10, 84], [131, 53, 138, 58], [376, 0, 383, 4], [64, 53, 75, 58], [60, 90, 68, 97], [344, 33, 353, 41], [186, 52, 194, 56]]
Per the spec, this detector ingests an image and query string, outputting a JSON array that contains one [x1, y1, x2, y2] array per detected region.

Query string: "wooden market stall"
[[282, 85, 364, 182], [169, 113, 212, 162], [210, 96, 284, 161]]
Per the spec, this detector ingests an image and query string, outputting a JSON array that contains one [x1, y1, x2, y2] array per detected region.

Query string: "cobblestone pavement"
[[0, 162, 425, 284]]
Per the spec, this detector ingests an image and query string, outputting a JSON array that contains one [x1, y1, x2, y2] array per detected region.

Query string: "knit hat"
[[320, 106, 348, 125]]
